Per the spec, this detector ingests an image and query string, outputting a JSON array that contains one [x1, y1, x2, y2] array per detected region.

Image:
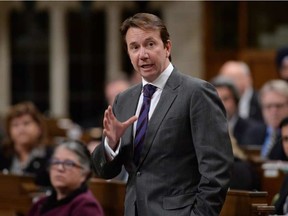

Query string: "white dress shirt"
[[238, 87, 253, 119]]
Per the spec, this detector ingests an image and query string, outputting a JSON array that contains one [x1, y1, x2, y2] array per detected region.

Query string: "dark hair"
[[280, 116, 288, 129], [120, 13, 170, 58], [276, 47, 288, 71], [54, 139, 93, 180], [3, 101, 49, 155], [210, 76, 240, 105]]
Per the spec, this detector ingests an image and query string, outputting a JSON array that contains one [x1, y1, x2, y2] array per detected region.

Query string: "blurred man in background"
[[220, 60, 263, 123]]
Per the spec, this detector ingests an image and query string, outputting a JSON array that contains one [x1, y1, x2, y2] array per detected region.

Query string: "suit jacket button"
[[136, 172, 141, 176]]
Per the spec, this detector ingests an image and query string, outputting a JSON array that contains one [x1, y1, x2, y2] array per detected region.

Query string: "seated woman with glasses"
[[28, 140, 104, 216]]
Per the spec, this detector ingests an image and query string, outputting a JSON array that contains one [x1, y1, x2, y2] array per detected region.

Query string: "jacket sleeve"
[[91, 140, 124, 179], [190, 81, 233, 216]]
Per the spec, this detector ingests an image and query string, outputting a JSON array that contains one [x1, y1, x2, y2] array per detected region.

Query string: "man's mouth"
[[141, 64, 153, 69]]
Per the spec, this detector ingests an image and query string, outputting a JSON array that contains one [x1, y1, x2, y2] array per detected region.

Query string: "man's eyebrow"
[[144, 37, 155, 42], [128, 42, 138, 47]]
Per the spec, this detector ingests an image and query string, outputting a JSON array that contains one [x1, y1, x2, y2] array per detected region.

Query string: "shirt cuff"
[[104, 137, 121, 160]]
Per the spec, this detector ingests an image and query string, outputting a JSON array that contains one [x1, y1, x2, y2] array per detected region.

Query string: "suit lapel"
[[119, 85, 142, 171], [137, 69, 181, 167], [122, 84, 142, 144]]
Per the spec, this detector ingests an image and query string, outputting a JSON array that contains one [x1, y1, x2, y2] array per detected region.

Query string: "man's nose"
[[139, 47, 148, 59]]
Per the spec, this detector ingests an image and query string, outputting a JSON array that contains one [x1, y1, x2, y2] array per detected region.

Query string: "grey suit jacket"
[[92, 68, 233, 216]]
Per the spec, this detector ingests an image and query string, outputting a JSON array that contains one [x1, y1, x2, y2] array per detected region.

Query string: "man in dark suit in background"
[[273, 117, 288, 215], [276, 46, 288, 82], [211, 75, 263, 145], [219, 60, 263, 123], [92, 13, 233, 216], [246, 79, 288, 160]]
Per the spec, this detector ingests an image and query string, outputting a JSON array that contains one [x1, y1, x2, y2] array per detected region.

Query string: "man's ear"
[[165, 40, 172, 58]]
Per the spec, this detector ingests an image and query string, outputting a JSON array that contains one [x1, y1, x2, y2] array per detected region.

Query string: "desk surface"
[[0, 173, 276, 216], [0, 174, 125, 216]]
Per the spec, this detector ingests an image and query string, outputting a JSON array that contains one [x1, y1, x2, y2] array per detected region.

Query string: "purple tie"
[[134, 84, 157, 165]]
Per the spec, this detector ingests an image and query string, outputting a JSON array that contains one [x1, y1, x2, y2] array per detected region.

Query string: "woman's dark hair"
[[276, 47, 288, 71], [280, 116, 288, 129], [3, 101, 49, 156]]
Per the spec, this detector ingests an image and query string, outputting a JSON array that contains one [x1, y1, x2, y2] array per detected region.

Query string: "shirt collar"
[[241, 87, 253, 102], [228, 113, 239, 131], [142, 63, 173, 90]]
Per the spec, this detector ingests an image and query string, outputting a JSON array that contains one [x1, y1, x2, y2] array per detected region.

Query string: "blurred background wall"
[[0, 1, 287, 128]]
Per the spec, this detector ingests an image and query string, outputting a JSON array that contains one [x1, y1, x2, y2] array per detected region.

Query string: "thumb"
[[123, 115, 138, 128]]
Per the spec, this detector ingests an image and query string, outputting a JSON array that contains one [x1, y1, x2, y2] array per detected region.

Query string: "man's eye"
[[148, 42, 154, 47], [130, 45, 139, 51], [24, 121, 31, 126]]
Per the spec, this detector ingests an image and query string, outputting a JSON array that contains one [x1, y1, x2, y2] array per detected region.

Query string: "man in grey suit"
[[92, 13, 233, 216]]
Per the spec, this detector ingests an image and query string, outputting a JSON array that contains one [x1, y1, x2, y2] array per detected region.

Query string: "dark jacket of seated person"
[[0, 145, 53, 186], [229, 135, 260, 190], [273, 116, 288, 215], [274, 175, 288, 215], [28, 140, 104, 216]]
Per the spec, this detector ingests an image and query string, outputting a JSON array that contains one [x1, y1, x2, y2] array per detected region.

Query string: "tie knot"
[[143, 84, 157, 98]]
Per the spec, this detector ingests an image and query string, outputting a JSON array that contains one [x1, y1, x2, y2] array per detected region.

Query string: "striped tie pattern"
[[133, 84, 157, 165]]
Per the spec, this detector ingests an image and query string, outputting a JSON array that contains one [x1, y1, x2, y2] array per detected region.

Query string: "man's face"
[[261, 91, 288, 128], [281, 124, 288, 157], [220, 62, 251, 96], [126, 27, 171, 83], [105, 80, 130, 105], [280, 58, 288, 81], [216, 86, 237, 120]]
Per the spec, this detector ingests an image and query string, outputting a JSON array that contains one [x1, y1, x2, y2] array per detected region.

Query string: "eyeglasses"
[[49, 158, 83, 170], [262, 102, 288, 110]]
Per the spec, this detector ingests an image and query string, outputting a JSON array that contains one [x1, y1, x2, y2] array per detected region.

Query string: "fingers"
[[102, 128, 107, 137], [103, 110, 110, 131], [123, 115, 138, 128], [103, 105, 137, 138], [103, 106, 114, 127], [107, 106, 115, 121]]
